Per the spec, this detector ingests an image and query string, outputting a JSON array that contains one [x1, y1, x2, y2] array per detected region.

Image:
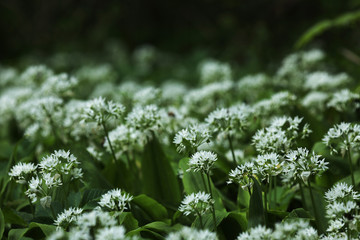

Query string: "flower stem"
[[307, 179, 319, 226], [206, 173, 217, 231], [298, 180, 307, 210], [101, 120, 117, 164], [347, 143, 355, 186], [227, 134, 237, 164], [268, 177, 272, 210], [201, 173, 208, 192], [274, 176, 277, 208]]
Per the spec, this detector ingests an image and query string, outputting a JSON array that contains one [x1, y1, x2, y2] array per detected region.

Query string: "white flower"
[[327, 89, 360, 112], [283, 148, 328, 184], [254, 153, 282, 181], [126, 104, 161, 132], [9, 162, 37, 184], [95, 226, 126, 240], [167, 226, 218, 240], [324, 182, 360, 203], [179, 192, 214, 216], [98, 188, 133, 212], [237, 225, 272, 240], [304, 71, 349, 90], [228, 162, 256, 190], [188, 151, 217, 174], [199, 59, 232, 84], [82, 97, 125, 124], [173, 124, 211, 153], [54, 207, 83, 230], [76, 209, 117, 229]]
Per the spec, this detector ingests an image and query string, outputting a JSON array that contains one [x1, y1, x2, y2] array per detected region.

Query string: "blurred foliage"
[[0, 0, 360, 77]]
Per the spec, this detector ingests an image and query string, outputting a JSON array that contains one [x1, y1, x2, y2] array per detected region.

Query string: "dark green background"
[[1, 0, 360, 73]]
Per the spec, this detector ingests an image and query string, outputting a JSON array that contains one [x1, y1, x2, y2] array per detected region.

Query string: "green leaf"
[[118, 212, 139, 231], [7, 222, 55, 240], [127, 221, 182, 240], [0, 209, 4, 240], [179, 158, 226, 212], [8, 228, 28, 240], [2, 207, 28, 227], [192, 210, 228, 231], [80, 188, 107, 207], [285, 208, 311, 220], [248, 177, 265, 228], [141, 135, 181, 206], [132, 194, 168, 223], [219, 211, 247, 240], [296, 10, 360, 48]]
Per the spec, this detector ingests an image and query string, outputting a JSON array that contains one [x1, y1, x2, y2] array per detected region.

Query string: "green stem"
[[206, 173, 217, 231], [274, 177, 277, 208], [196, 212, 204, 229], [347, 143, 355, 186], [201, 173, 208, 192], [101, 120, 117, 164], [264, 183, 268, 225], [227, 134, 237, 164], [299, 180, 307, 210], [268, 177, 273, 210], [307, 179, 319, 227], [247, 186, 252, 196]]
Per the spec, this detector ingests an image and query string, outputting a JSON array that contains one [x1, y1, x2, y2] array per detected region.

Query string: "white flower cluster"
[[324, 183, 360, 238], [227, 162, 256, 190], [48, 209, 139, 240], [304, 72, 349, 91], [252, 116, 311, 154], [327, 89, 360, 112], [237, 219, 318, 240], [126, 104, 162, 133], [9, 150, 83, 208], [254, 152, 283, 182], [179, 191, 214, 216], [199, 59, 232, 84], [253, 91, 296, 117], [323, 122, 360, 155], [173, 124, 211, 153], [205, 104, 251, 137], [283, 148, 328, 184], [98, 188, 133, 212], [82, 96, 125, 125], [188, 151, 217, 174], [166, 226, 218, 240], [54, 207, 83, 230]]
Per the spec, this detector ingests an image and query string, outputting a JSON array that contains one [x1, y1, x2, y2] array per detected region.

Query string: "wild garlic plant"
[[173, 124, 211, 155], [252, 116, 312, 154], [178, 191, 214, 229], [48, 208, 139, 240], [187, 151, 218, 229], [324, 183, 360, 239], [98, 188, 133, 212], [205, 104, 251, 164], [9, 149, 83, 217], [323, 122, 360, 186], [81, 96, 125, 163]]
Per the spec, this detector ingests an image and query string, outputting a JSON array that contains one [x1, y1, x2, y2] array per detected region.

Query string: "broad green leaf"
[[126, 221, 180, 240], [8, 222, 55, 240], [118, 212, 139, 231], [179, 158, 226, 212], [248, 177, 265, 228], [141, 135, 181, 206], [2, 207, 28, 227], [80, 188, 107, 207], [192, 210, 228, 231], [219, 211, 247, 240], [132, 194, 168, 223]]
